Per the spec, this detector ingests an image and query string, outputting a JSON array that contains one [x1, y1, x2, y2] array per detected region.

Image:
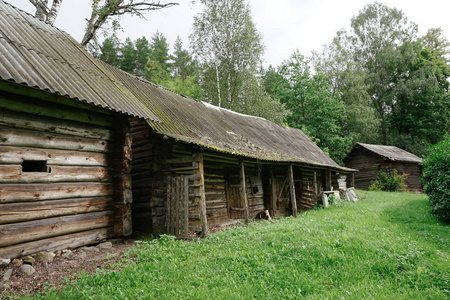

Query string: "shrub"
[[421, 135, 450, 223], [369, 169, 407, 192]]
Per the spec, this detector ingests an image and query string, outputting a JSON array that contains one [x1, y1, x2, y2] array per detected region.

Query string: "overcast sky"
[[6, 0, 450, 67]]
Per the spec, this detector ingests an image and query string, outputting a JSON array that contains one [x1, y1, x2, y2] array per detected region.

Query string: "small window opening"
[[21, 160, 49, 173], [250, 176, 263, 195]]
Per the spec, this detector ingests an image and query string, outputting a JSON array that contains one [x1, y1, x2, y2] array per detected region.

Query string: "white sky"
[[5, 0, 450, 68]]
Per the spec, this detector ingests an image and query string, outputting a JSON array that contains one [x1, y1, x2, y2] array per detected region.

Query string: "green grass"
[[37, 191, 449, 299]]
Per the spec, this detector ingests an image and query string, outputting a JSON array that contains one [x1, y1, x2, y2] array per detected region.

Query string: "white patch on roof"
[[201, 101, 266, 121]]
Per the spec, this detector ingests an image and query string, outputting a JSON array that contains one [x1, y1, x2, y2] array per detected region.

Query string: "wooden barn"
[[0, 1, 355, 259], [344, 143, 423, 192]]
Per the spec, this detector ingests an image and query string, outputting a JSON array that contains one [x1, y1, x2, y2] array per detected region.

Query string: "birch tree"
[[190, 0, 264, 109], [29, 0, 62, 24]]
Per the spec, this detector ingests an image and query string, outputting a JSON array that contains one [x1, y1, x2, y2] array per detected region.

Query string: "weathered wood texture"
[[391, 162, 423, 193], [293, 167, 322, 212], [113, 118, 133, 237], [130, 118, 154, 233], [0, 97, 120, 258], [345, 147, 422, 192]]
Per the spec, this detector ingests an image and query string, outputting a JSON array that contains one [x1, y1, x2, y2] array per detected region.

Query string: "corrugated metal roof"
[[356, 143, 422, 163], [99, 61, 344, 169], [0, 1, 350, 171], [0, 0, 159, 121]]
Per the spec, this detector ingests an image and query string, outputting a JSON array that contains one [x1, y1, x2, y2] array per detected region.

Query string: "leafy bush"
[[421, 135, 450, 223], [369, 169, 407, 192]]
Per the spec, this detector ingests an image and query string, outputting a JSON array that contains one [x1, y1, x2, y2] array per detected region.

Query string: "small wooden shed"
[[344, 143, 423, 192], [0, 0, 356, 258]]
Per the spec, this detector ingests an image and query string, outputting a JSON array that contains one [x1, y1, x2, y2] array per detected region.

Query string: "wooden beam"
[[239, 160, 249, 223], [0, 227, 114, 259], [270, 168, 276, 217], [325, 168, 332, 191], [288, 164, 298, 217], [0, 126, 110, 153], [113, 118, 132, 237], [350, 173, 355, 188], [313, 171, 318, 199], [193, 152, 208, 237], [0, 211, 113, 248]]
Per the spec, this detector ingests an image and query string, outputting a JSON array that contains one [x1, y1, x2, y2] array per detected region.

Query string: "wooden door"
[[167, 175, 190, 237], [226, 176, 245, 219], [274, 175, 290, 214]]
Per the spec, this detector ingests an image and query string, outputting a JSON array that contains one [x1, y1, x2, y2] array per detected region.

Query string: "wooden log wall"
[[130, 118, 154, 233], [345, 147, 386, 190], [391, 162, 423, 193], [113, 118, 132, 237], [0, 92, 119, 259]]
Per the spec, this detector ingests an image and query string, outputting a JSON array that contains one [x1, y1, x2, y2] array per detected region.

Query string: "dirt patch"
[[0, 236, 142, 299], [0, 225, 240, 299]]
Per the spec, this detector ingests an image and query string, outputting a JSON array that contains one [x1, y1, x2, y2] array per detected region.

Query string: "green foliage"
[[312, 34, 381, 144], [161, 75, 204, 100], [99, 35, 121, 67], [369, 169, 408, 192], [119, 37, 137, 73], [149, 31, 170, 75], [422, 135, 450, 223], [231, 74, 287, 124], [275, 51, 352, 163], [313, 2, 450, 158], [190, 0, 274, 119], [34, 192, 449, 299]]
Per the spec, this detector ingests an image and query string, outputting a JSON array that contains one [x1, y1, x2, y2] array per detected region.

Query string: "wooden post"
[[325, 168, 332, 191], [270, 168, 276, 217], [193, 152, 208, 237], [288, 164, 298, 217], [240, 160, 249, 223], [113, 118, 132, 236], [313, 171, 318, 199], [183, 176, 189, 237], [350, 173, 355, 188]]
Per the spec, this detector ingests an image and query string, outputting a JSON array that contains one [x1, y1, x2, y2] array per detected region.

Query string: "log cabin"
[[0, 0, 356, 258], [344, 142, 422, 193]]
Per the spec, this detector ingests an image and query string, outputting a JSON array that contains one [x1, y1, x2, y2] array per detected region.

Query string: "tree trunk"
[[47, 0, 62, 25], [215, 64, 222, 107]]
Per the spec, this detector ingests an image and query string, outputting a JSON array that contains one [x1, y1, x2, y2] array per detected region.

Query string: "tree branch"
[[81, 0, 178, 47]]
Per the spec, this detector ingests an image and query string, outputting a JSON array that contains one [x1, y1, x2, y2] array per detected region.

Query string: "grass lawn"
[[36, 191, 449, 299]]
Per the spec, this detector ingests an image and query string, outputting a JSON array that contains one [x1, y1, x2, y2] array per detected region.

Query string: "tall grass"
[[37, 191, 449, 299]]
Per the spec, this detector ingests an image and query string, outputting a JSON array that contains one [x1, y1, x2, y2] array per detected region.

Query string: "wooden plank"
[[0, 146, 108, 166], [270, 168, 276, 217], [0, 182, 113, 203], [288, 164, 298, 217], [0, 196, 113, 225], [0, 227, 114, 259], [240, 160, 249, 223], [0, 165, 111, 183], [193, 152, 208, 237], [0, 126, 109, 153], [0, 109, 113, 140], [0, 211, 113, 247], [183, 176, 189, 237], [164, 157, 193, 164], [313, 171, 318, 199]]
